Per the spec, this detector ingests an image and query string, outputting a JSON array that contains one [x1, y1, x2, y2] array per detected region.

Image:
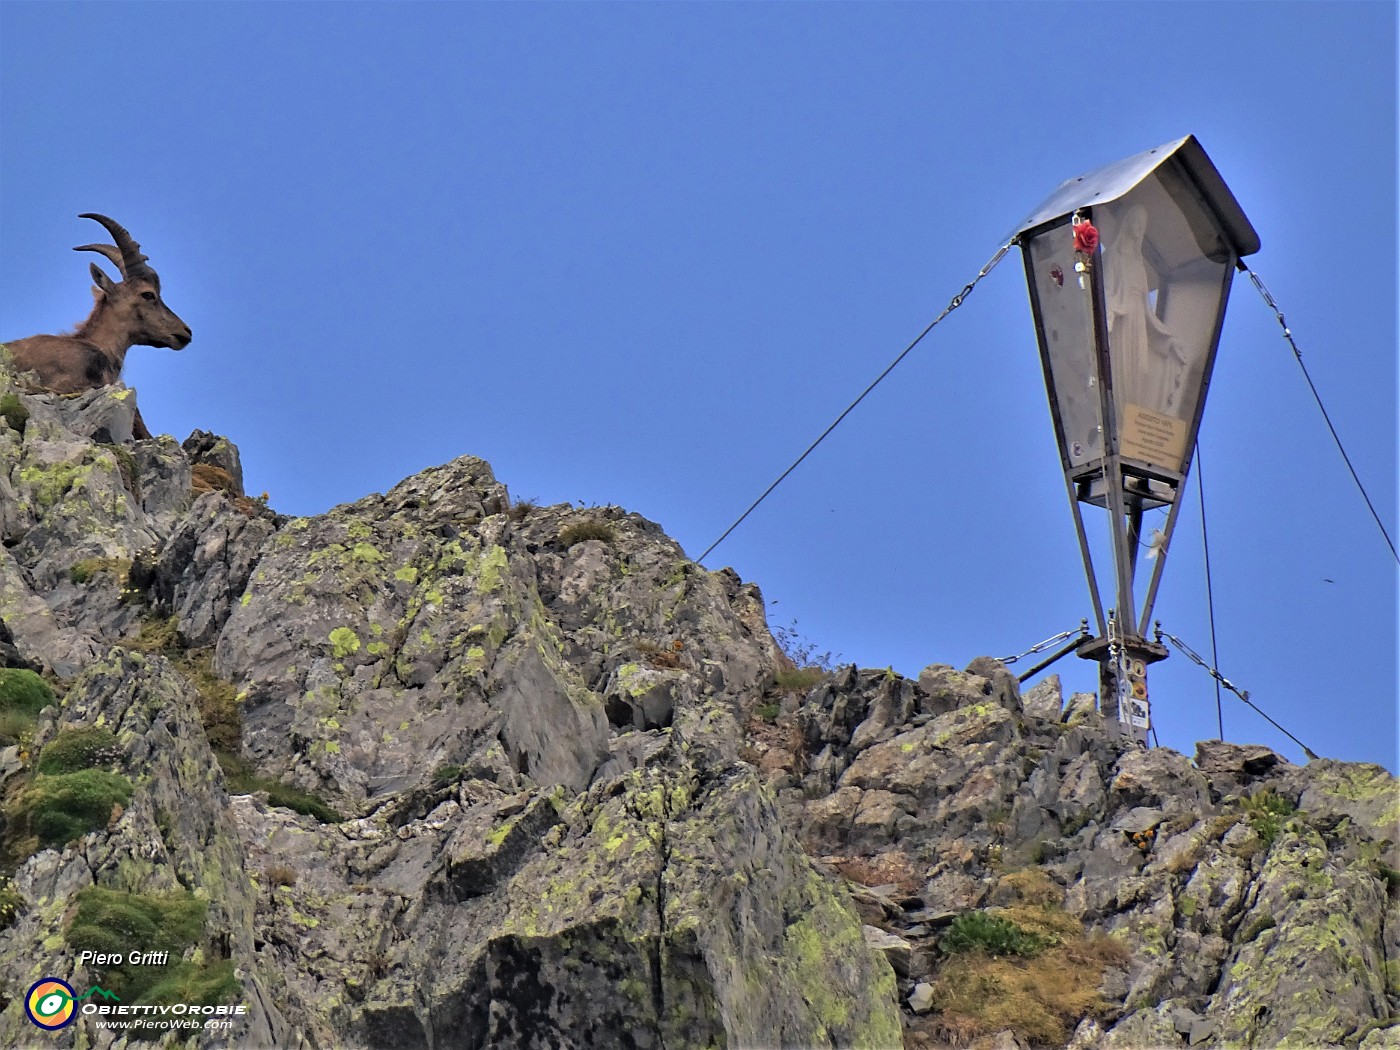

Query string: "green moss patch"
[[0, 392, 29, 435], [66, 887, 234, 1011], [0, 668, 56, 718], [142, 958, 240, 1009], [36, 727, 124, 774], [12, 769, 134, 848], [0, 669, 56, 746]]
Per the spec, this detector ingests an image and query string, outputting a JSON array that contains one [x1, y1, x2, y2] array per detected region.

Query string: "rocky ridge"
[[0, 351, 1395, 1049]]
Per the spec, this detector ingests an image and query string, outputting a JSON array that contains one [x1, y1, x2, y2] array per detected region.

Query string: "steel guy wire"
[[1241, 265, 1398, 563], [1194, 444, 1226, 741], [696, 241, 1014, 564], [1159, 628, 1319, 760]]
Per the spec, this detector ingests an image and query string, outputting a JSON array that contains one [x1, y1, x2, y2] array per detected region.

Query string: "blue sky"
[[2, 2, 1395, 772]]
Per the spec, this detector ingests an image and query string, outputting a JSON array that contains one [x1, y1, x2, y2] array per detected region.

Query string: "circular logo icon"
[[25, 978, 77, 1030]]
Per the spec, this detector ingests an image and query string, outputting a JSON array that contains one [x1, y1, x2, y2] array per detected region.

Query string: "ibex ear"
[[89, 263, 117, 296]]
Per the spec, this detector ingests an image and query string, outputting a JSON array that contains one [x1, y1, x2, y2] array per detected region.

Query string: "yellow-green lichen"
[[329, 627, 361, 658], [477, 545, 509, 592]]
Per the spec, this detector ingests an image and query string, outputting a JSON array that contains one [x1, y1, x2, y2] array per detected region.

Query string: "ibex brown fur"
[[6, 213, 191, 439]]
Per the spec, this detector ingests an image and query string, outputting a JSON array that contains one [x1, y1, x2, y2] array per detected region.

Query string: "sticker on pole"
[[1127, 700, 1150, 730]]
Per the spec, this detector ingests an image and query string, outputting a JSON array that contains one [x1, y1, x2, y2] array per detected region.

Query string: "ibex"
[[6, 213, 191, 439]]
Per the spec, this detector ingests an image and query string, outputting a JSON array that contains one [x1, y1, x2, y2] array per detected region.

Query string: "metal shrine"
[[1013, 136, 1260, 742]]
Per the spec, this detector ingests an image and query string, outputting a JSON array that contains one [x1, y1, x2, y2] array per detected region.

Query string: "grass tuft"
[[69, 556, 133, 586], [1240, 788, 1295, 850], [217, 753, 342, 824], [0, 876, 23, 930], [559, 519, 615, 547], [66, 887, 226, 1013]]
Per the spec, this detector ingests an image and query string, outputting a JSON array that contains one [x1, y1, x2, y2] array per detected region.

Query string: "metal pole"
[[1065, 483, 1107, 636], [1137, 480, 1187, 635]]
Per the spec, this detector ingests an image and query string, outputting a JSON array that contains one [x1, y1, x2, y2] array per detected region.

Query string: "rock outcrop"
[[0, 349, 1395, 1049]]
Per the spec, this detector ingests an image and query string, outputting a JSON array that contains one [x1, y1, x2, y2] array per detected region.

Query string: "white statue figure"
[[1105, 204, 1189, 417]]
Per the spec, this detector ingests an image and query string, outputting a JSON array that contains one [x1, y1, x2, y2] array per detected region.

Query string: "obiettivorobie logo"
[[24, 979, 118, 1030], [24, 975, 246, 1034]]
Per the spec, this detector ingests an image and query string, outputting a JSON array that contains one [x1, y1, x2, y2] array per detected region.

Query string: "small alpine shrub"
[[1240, 788, 1295, 850], [940, 911, 1046, 957], [183, 650, 242, 755], [431, 764, 464, 789], [123, 615, 183, 656], [771, 618, 840, 672]]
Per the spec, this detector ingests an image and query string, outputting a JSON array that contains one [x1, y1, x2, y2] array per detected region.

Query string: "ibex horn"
[[71, 243, 127, 276], [74, 213, 156, 282]]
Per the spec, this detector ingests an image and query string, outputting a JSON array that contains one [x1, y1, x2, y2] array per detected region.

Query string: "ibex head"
[[73, 212, 191, 351], [6, 214, 193, 439]]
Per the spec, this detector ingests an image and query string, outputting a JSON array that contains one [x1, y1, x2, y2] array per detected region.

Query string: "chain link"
[[999, 622, 1088, 665]]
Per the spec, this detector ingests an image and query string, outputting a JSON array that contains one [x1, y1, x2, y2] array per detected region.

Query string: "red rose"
[[1073, 221, 1099, 255]]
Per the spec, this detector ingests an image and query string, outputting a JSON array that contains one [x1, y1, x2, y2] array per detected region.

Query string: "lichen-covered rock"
[[1208, 820, 1391, 1046], [0, 347, 1393, 1049], [0, 648, 291, 1048], [147, 490, 279, 647]]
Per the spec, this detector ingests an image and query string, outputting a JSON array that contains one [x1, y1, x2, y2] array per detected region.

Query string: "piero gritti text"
[[77, 950, 171, 967]]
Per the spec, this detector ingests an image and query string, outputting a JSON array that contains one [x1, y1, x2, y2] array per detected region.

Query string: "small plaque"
[[1120, 403, 1188, 468]]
